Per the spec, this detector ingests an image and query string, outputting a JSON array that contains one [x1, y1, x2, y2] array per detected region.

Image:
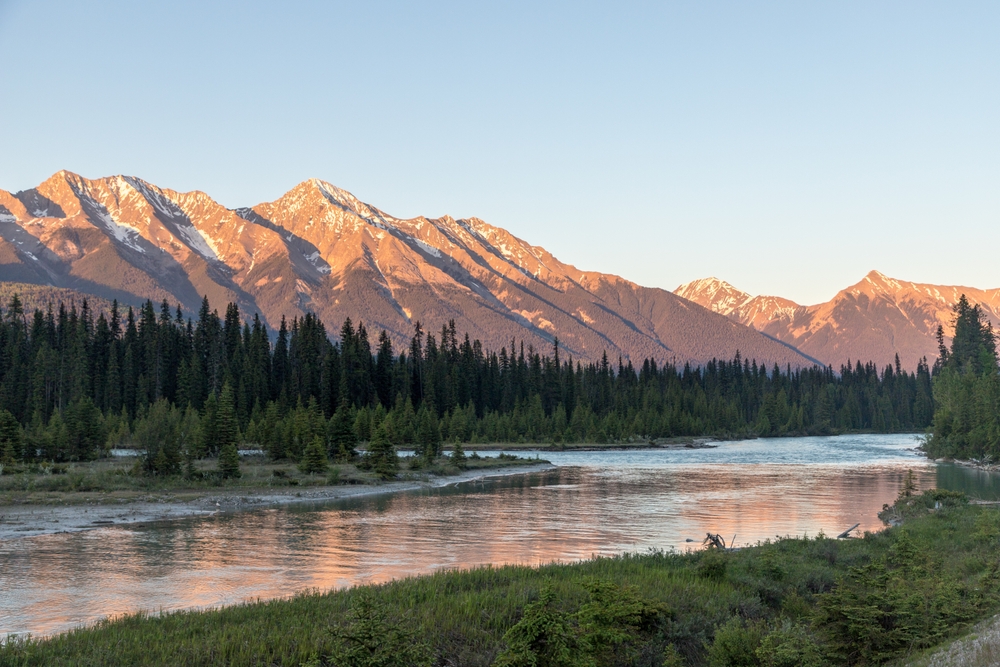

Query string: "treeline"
[[925, 295, 1000, 460], [0, 295, 934, 467]]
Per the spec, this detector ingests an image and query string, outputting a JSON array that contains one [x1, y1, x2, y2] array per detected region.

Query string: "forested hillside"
[[0, 294, 934, 468]]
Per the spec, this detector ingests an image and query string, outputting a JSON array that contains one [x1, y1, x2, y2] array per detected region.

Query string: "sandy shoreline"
[[0, 463, 555, 541]]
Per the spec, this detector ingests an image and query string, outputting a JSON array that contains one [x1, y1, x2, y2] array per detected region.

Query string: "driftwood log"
[[837, 523, 860, 539], [703, 533, 727, 549]]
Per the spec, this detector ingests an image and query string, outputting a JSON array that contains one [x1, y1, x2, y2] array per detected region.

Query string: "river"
[[1, 433, 995, 638]]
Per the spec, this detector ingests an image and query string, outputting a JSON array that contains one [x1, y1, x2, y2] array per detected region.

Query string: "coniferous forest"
[[925, 295, 1000, 460], [0, 294, 935, 469]]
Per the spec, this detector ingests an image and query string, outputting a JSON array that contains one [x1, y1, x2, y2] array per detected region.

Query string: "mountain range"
[[0, 171, 815, 368], [3, 171, 994, 371], [675, 272, 1000, 370]]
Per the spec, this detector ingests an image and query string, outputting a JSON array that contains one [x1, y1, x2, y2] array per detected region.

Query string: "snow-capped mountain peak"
[[674, 277, 752, 315]]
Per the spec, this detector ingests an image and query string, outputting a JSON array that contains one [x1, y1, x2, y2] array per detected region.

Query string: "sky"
[[1, 1, 998, 305]]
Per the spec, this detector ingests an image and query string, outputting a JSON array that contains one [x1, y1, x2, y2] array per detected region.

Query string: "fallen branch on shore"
[[703, 533, 727, 549], [837, 523, 860, 539]]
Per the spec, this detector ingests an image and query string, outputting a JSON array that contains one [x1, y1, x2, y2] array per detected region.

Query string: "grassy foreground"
[[3, 489, 1000, 666]]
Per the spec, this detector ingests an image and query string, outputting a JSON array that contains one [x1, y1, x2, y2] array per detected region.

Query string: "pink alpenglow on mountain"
[[0, 171, 817, 367], [675, 271, 1000, 369]]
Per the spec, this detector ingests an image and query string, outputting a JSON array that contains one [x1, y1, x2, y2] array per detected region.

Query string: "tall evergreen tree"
[[365, 422, 398, 480], [214, 383, 241, 478], [135, 399, 182, 476], [0, 409, 21, 465], [300, 435, 329, 475], [328, 393, 358, 462]]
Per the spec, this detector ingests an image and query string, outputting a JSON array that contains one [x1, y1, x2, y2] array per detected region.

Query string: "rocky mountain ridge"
[[0, 171, 817, 368], [674, 271, 1000, 369]]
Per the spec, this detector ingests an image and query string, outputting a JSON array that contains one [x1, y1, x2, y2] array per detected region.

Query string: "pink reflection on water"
[[0, 436, 938, 637]]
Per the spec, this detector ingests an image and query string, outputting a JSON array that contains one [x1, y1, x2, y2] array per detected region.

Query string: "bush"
[[755, 620, 825, 667], [313, 590, 432, 667], [698, 549, 729, 581], [707, 617, 767, 667]]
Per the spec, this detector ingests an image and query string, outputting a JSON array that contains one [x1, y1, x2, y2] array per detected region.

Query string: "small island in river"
[[0, 450, 551, 540]]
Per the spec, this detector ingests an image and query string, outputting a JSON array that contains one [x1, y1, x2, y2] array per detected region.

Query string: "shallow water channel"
[[2, 433, 996, 637]]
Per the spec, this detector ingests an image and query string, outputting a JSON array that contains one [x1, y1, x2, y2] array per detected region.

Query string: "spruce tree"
[[215, 383, 241, 478], [365, 422, 398, 480], [65, 397, 106, 461], [299, 435, 329, 475], [417, 406, 441, 463], [215, 383, 239, 451], [218, 439, 241, 479], [202, 392, 219, 456], [328, 396, 358, 462], [264, 401, 285, 460], [0, 409, 23, 465], [450, 441, 467, 469], [135, 399, 181, 475]]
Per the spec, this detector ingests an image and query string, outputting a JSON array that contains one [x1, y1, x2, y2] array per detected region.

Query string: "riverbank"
[[2, 488, 992, 666], [461, 435, 722, 451], [0, 457, 553, 541]]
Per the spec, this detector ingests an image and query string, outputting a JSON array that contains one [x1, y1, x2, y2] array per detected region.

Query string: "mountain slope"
[[675, 271, 1000, 369], [0, 171, 817, 367]]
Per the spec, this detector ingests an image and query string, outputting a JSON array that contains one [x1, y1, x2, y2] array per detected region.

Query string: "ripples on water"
[[3, 433, 989, 637]]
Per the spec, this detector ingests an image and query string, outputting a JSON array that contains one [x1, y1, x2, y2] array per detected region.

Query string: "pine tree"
[[328, 395, 358, 462], [365, 422, 398, 480], [299, 435, 329, 475], [416, 405, 441, 463], [65, 397, 106, 461], [0, 409, 21, 465], [179, 404, 202, 475], [218, 439, 241, 479], [215, 383, 241, 478], [135, 399, 182, 475], [214, 383, 239, 453], [263, 401, 285, 460], [202, 392, 219, 456], [450, 441, 467, 469]]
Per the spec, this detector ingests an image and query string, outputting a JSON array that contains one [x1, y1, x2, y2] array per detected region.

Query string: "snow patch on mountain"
[[413, 239, 442, 258], [313, 180, 388, 229], [121, 177, 221, 261], [305, 250, 331, 274], [94, 208, 146, 253], [178, 226, 220, 261]]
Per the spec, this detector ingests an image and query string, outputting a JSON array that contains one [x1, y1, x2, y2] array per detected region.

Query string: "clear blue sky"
[[1, 1, 998, 305]]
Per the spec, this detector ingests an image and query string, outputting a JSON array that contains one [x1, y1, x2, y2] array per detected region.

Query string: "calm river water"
[[3, 433, 997, 637]]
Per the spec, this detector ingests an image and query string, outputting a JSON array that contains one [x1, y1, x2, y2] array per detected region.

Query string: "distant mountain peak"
[[674, 278, 799, 331], [677, 269, 1000, 369], [675, 277, 752, 315]]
